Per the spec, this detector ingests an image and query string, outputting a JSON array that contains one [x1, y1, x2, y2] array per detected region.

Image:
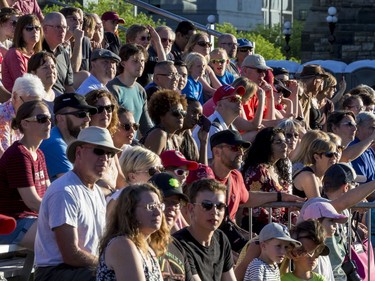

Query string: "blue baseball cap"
[[237, 38, 253, 48]]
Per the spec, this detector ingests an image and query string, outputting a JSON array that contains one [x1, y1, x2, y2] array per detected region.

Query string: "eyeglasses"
[[60, 110, 90, 118], [194, 200, 226, 212], [66, 16, 83, 24], [340, 121, 356, 127], [24, 114, 51, 124], [196, 41, 212, 48], [244, 66, 266, 74], [81, 145, 116, 158], [44, 25, 68, 31], [322, 151, 339, 158], [170, 109, 187, 118], [285, 132, 299, 139], [156, 73, 180, 79], [218, 144, 246, 153], [161, 38, 174, 44], [120, 122, 140, 131], [210, 59, 226, 64], [139, 35, 151, 41], [95, 104, 115, 114], [136, 166, 165, 177], [143, 202, 165, 212], [173, 168, 188, 177], [222, 95, 242, 103], [164, 199, 181, 210], [238, 48, 253, 53], [25, 25, 41, 32], [220, 42, 238, 47]]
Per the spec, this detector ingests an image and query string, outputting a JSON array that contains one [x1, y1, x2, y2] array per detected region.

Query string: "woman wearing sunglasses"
[[106, 145, 163, 220], [112, 107, 140, 149], [2, 14, 43, 92], [97, 183, 169, 281], [184, 32, 222, 101], [242, 127, 292, 234], [142, 89, 187, 155], [85, 89, 125, 196], [0, 100, 51, 250], [292, 138, 338, 199]]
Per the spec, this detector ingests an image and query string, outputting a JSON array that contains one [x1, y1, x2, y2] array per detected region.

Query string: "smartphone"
[[198, 115, 211, 132]]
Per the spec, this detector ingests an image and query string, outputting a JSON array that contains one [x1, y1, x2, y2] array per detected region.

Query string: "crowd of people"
[[0, 0, 375, 280]]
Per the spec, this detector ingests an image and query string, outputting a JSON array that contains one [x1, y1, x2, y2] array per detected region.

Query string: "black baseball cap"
[[54, 93, 98, 115], [149, 172, 189, 202], [91, 48, 120, 62], [210, 130, 251, 149]]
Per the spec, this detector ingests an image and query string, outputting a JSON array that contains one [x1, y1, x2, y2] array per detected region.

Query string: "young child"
[[182, 52, 206, 104], [244, 222, 301, 281], [209, 48, 235, 85], [281, 220, 329, 281]]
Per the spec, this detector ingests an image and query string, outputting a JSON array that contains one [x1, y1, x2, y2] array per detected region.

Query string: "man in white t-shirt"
[[34, 126, 121, 281]]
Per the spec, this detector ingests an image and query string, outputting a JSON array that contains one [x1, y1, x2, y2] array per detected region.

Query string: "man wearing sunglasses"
[[76, 48, 120, 95], [35, 126, 121, 281], [40, 93, 97, 182]]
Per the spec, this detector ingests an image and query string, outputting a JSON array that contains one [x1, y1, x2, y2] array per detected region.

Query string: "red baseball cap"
[[101, 11, 125, 24], [160, 150, 199, 171], [185, 164, 216, 186], [0, 214, 16, 235], [212, 85, 245, 105]]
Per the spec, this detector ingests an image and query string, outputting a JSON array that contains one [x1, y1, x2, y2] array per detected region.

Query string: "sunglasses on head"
[[60, 110, 90, 118], [120, 122, 140, 131], [196, 41, 212, 48], [140, 35, 151, 41], [210, 59, 226, 64], [171, 109, 187, 118], [323, 151, 338, 158], [25, 25, 41, 32], [24, 114, 51, 124], [95, 104, 114, 114], [82, 146, 116, 158], [285, 132, 299, 139], [194, 200, 226, 211]]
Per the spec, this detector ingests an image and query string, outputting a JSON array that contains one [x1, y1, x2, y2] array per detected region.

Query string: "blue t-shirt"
[[216, 71, 235, 85], [182, 76, 203, 104], [39, 127, 72, 181]]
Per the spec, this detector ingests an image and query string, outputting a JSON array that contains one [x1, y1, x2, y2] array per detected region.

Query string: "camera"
[[342, 259, 362, 281]]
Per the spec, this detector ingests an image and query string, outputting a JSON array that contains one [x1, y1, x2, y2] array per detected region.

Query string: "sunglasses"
[[120, 122, 140, 131], [171, 109, 187, 118], [136, 166, 164, 177], [196, 41, 212, 48], [323, 151, 339, 158], [25, 25, 41, 32], [340, 121, 357, 127], [96, 104, 114, 114], [194, 200, 226, 211], [140, 35, 151, 41], [222, 95, 242, 103], [82, 146, 116, 158], [60, 110, 90, 118], [24, 114, 51, 124], [173, 168, 188, 176], [245, 66, 266, 74], [210, 59, 226, 64], [144, 202, 165, 212], [161, 38, 174, 44], [238, 48, 252, 53], [285, 132, 299, 139]]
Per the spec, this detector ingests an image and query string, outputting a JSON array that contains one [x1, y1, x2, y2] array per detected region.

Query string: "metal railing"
[[246, 201, 375, 280]]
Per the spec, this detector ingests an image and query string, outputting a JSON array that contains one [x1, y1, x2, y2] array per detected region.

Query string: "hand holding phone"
[[198, 115, 211, 132]]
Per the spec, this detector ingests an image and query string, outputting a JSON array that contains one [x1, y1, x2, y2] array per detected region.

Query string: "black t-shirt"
[[173, 228, 233, 281], [159, 238, 193, 281]]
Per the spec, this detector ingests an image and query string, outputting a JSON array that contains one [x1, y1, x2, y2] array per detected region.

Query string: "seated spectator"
[[184, 32, 221, 100], [142, 89, 187, 154], [35, 126, 121, 281], [85, 89, 124, 195], [82, 13, 95, 42], [107, 43, 153, 136], [209, 48, 235, 85], [173, 179, 236, 280], [217, 33, 240, 78], [235, 38, 253, 71], [101, 11, 124, 55], [145, 60, 179, 100], [171, 20, 195, 62], [340, 93, 365, 116], [39, 93, 97, 181], [0, 73, 46, 157], [175, 60, 188, 92], [148, 25, 175, 61], [181, 52, 206, 104], [91, 13, 104, 49], [126, 24, 166, 86], [2, 14, 43, 92], [350, 84, 375, 112], [76, 48, 120, 95], [0, 7, 19, 62], [27, 51, 59, 117], [276, 118, 303, 162], [97, 183, 168, 280], [244, 222, 301, 281], [160, 150, 198, 185], [0, 100, 51, 250], [112, 107, 139, 149]]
